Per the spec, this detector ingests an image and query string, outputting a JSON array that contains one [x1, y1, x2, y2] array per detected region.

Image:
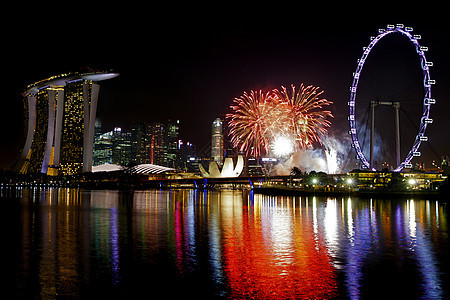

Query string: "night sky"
[[1, 6, 449, 170]]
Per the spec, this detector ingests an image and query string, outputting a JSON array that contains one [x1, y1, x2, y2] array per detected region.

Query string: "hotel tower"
[[16, 71, 119, 175]]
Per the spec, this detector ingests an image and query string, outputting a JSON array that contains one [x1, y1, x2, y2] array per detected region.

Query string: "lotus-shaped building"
[[199, 156, 244, 178]]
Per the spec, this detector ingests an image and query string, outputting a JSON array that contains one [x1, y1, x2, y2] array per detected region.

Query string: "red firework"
[[226, 84, 333, 157]]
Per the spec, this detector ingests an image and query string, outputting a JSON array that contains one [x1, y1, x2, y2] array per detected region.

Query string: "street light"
[[408, 178, 416, 185]]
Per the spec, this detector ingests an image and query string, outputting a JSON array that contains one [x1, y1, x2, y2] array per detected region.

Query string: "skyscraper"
[[111, 127, 132, 166], [147, 122, 165, 166], [165, 120, 180, 168], [131, 122, 148, 165], [16, 71, 119, 175], [211, 118, 224, 166], [93, 126, 133, 167], [93, 130, 113, 166]]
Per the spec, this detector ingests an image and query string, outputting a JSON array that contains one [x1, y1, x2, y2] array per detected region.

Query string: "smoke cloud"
[[273, 134, 353, 175]]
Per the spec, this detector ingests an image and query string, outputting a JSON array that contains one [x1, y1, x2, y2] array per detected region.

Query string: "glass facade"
[[93, 131, 113, 166], [111, 127, 132, 166], [165, 120, 179, 168], [149, 122, 165, 166]]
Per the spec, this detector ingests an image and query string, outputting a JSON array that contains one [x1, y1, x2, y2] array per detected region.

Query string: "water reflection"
[[220, 193, 337, 299], [4, 188, 448, 298]]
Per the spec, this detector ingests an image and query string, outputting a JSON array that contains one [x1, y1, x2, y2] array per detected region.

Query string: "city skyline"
[[93, 119, 198, 171], [2, 9, 450, 170]]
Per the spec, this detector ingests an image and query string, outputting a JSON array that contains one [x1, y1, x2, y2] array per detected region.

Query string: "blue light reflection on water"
[[344, 200, 377, 299], [2, 187, 448, 298], [406, 200, 444, 299], [110, 206, 120, 286]]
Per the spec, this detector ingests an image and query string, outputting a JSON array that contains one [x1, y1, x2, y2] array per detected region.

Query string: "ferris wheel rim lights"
[[348, 24, 434, 171]]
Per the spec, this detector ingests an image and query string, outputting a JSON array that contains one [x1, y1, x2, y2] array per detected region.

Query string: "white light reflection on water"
[[408, 199, 417, 241], [347, 197, 354, 246], [324, 198, 339, 264], [270, 197, 295, 273], [206, 190, 225, 296], [406, 200, 444, 298]]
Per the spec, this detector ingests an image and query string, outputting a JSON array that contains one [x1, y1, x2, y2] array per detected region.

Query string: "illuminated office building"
[[93, 131, 113, 166], [211, 118, 224, 166], [111, 127, 132, 166], [165, 120, 179, 168], [16, 71, 119, 175], [131, 122, 148, 165], [147, 122, 165, 166]]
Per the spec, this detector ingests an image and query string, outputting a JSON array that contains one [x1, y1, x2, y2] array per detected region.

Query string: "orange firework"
[[226, 84, 333, 157], [275, 84, 333, 149], [226, 90, 276, 158]]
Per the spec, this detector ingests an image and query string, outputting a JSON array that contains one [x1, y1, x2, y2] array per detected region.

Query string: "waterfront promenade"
[[1, 169, 448, 200]]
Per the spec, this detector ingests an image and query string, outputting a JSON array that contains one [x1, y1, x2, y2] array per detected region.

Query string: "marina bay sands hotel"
[[15, 71, 119, 175]]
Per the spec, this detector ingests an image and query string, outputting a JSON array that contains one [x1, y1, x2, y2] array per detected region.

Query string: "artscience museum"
[[199, 156, 244, 178]]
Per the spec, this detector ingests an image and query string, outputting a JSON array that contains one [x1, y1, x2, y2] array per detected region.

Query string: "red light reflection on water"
[[174, 200, 185, 274], [222, 197, 337, 299]]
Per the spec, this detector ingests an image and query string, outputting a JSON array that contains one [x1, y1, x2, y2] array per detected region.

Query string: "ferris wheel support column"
[[370, 101, 376, 170], [370, 100, 401, 170], [394, 102, 401, 167]]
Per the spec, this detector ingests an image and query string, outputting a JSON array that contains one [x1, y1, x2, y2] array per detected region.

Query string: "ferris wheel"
[[348, 24, 435, 171]]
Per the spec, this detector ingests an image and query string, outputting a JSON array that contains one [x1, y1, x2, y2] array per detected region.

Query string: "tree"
[[291, 167, 302, 177]]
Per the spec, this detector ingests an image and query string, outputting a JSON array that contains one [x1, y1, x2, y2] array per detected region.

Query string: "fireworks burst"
[[226, 84, 333, 157]]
